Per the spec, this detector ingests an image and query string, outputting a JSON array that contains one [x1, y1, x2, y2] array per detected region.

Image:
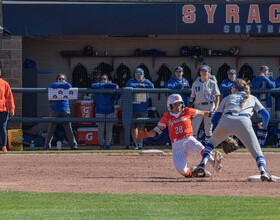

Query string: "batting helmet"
[[229, 47, 240, 56], [180, 46, 191, 57], [191, 46, 202, 58], [167, 94, 184, 111]]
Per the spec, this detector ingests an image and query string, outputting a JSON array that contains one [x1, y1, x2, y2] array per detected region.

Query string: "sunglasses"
[[58, 78, 65, 81], [100, 78, 107, 80]]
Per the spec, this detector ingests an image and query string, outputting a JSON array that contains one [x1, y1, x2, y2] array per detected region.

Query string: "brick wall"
[[0, 36, 22, 128]]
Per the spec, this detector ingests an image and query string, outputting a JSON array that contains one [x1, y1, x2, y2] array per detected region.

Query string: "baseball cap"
[[199, 65, 211, 72], [135, 68, 144, 75], [175, 66, 183, 72], [227, 69, 236, 75], [260, 66, 269, 72]]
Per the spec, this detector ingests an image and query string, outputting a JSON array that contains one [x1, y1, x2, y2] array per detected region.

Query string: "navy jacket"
[[251, 75, 275, 108], [220, 78, 237, 98], [91, 82, 120, 114], [126, 77, 154, 113], [165, 76, 189, 106], [272, 76, 280, 111]]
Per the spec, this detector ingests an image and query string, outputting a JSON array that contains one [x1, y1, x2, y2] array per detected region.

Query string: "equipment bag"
[[138, 63, 153, 82], [113, 63, 131, 87], [92, 62, 114, 82], [181, 63, 193, 86], [154, 64, 172, 88], [216, 63, 231, 85], [72, 63, 91, 88], [239, 63, 254, 81]]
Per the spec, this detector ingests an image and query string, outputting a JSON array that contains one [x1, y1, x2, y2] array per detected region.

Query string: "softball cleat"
[[191, 166, 211, 178], [213, 151, 223, 172], [260, 171, 277, 182]]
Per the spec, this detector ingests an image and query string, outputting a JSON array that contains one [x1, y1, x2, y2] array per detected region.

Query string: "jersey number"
[[175, 126, 183, 134], [236, 96, 243, 105], [195, 86, 200, 92]]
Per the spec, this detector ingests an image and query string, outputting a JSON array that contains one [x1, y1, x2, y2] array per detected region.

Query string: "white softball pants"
[[172, 136, 213, 176]]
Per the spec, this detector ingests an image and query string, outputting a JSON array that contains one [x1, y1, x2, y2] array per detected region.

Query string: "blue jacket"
[[251, 75, 275, 108], [165, 76, 189, 106], [50, 82, 72, 112], [91, 82, 120, 114], [126, 77, 154, 112], [220, 78, 237, 98], [272, 76, 280, 111]]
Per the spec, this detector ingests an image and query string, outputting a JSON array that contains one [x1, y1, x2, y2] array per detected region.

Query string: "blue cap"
[[135, 68, 144, 75], [199, 65, 211, 72], [260, 66, 269, 72], [227, 69, 236, 75]]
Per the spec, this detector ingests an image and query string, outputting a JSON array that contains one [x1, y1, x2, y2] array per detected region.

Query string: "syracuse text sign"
[[3, 1, 280, 35]]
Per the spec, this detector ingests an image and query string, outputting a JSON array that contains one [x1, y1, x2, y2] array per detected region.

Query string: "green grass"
[[0, 191, 280, 220]]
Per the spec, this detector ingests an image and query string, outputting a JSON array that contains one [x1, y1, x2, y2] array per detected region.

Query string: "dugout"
[[1, 0, 280, 147]]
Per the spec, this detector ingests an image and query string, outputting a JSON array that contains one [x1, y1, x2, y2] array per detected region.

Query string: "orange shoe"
[[2, 146, 8, 153], [184, 167, 192, 178]]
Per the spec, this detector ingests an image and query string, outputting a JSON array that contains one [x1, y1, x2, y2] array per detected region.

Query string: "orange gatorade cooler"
[[77, 127, 99, 145], [114, 104, 122, 125], [75, 100, 95, 124]]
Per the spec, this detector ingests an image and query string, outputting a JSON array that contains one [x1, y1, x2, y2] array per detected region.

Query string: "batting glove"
[[139, 128, 149, 139]]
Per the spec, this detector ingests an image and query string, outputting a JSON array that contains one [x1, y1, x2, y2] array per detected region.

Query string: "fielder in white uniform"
[[192, 79, 276, 182], [190, 65, 220, 144], [139, 94, 223, 178]]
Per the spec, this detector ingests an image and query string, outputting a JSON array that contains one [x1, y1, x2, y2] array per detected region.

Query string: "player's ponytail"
[[235, 79, 250, 109]]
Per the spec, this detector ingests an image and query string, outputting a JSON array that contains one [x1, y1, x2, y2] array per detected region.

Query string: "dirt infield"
[[0, 152, 279, 196]]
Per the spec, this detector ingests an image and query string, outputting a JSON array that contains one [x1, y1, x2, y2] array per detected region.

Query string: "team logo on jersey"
[[168, 118, 188, 126], [204, 92, 214, 101], [205, 93, 211, 99]]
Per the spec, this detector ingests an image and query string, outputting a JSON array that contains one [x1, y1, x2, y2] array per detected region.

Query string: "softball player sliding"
[[190, 65, 221, 144], [193, 79, 276, 182], [139, 94, 223, 178]]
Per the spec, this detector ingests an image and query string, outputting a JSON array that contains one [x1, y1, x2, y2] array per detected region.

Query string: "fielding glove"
[[220, 136, 239, 154]]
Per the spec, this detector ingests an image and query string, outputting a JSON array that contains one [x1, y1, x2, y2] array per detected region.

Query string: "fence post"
[[121, 87, 133, 149]]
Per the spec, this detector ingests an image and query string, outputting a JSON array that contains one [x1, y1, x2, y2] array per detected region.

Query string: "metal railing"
[[11, 87, 280, 147]]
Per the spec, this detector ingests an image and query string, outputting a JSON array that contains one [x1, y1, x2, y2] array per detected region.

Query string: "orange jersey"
[[158, 107, 197, 143], [0, 78, 15, 112]]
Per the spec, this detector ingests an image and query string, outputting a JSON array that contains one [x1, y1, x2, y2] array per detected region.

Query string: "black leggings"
[[0, 112, 9, 147]]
